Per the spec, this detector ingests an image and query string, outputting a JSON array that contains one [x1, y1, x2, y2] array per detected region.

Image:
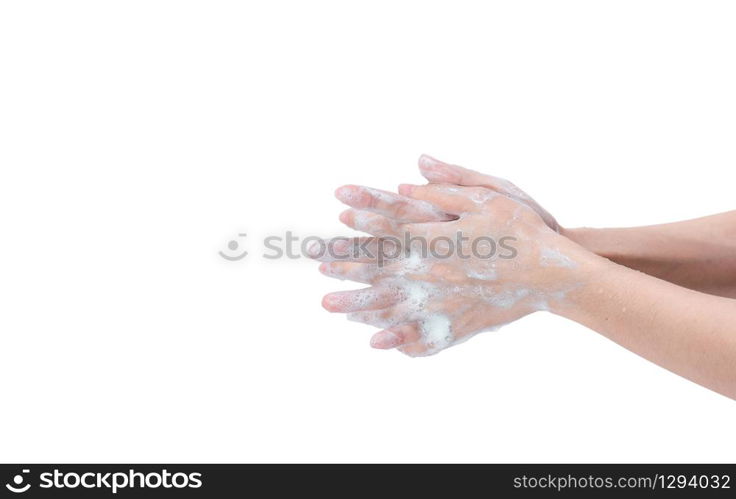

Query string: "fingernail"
[[418, 155, 455, 182], [332, 239, 350, 253], [321, 294, 337, 312], [306, 239, 324, 258], [418, 154, 444, 169], [335, 185, 356, 202]]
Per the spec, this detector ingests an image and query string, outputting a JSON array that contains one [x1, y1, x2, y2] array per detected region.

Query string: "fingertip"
[[418, 155, 457, 183], [418, 154, 442, 168], [305, 239, 324, 258], [370, 335, 386, 349], [318, 262, 329, 274], [339, 209, 352, 224], [370, 330, 402, 349], [335, 185, 358, 203], [321, 294, 337, 312]]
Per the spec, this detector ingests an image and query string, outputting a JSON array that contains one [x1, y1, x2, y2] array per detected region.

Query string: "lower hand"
[[315, 182, 582, 356]]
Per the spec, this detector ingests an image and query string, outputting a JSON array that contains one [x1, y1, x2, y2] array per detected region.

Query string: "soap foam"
[[403, 280, 431, 309], [420, 314, 453, 354], [539, 247, 576, 268], [361, 187, 447, 222], [467, 268, 497, 281]]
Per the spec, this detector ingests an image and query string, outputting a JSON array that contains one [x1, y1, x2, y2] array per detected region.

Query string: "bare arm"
[[563, 212, 736, 298], [552, 244, 736, 399]]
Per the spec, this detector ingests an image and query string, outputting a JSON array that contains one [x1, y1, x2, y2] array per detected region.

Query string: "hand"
[[313, 183, 582, 356], [415, 154, 561, 232]]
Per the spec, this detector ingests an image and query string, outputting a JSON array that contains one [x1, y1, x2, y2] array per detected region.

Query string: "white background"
[[1, 1, 735, 463]]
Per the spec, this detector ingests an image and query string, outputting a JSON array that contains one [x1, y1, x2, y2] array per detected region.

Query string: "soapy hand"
[[313, 178, 582, 356], [311, 157, 736, 398], [414, 155, 561, 232]]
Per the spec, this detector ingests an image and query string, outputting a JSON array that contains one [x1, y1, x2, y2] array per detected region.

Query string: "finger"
[[398, 342, 431, 357], [347, 305, 409, 329], [418, 154, 519, 195], [322, 286, 403, 313], [305, 237, 370, 262], [319, 261, 379, 284], [339, 209, 401, 237], [397, 184, 492, 214], [418, 154, 559, 230], [370, 323, 421, 349], [306, 237, 400, 263], [335, 185, 452, 223]]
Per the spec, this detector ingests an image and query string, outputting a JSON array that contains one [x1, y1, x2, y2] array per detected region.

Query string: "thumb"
[[419, 154, 528, 199], [418, 154, 510, 192], [417, 154, 560, 232]]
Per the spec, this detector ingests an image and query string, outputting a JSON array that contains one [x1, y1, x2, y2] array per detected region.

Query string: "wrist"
[[549, 261, 624, 326], [559, 226, 599, 251], [541, 233, 618, 318], [561, 226, 636, 264]]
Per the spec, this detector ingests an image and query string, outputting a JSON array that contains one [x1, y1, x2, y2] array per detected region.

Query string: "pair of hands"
[[311, 155, 582, 356]]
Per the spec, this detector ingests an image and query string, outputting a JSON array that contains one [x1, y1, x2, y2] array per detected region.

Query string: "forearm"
[[551, 246, 736, 399], [562, 211, 736, 298]]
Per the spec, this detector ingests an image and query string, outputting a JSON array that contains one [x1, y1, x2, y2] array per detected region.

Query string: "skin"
[[563, 215, 736, 299], [316, 184, 574, 356], [314, 155, 736, 399], [416, 154, 736, 299]]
